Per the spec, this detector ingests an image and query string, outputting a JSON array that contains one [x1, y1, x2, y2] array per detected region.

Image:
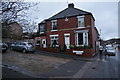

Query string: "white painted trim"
[[51, 29, 58, 32], [51, 20, 57, 22], [75, 30, 89, 33], [77, 15, 85, 18], [42, 39, 46, 48], [50, 34, 59, 37], [64, 33, 70, 36], [64, 34, 70, 49], [40, 32, 44, 34], [78, 27, 85, 29], [75, 32, 89, 46]]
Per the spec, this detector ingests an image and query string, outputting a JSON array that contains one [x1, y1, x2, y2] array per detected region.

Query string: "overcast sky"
[[27, 2, 118, 40]]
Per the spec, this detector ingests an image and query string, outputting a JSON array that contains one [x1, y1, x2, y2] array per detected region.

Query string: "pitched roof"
[[47, 7, 94, 20]]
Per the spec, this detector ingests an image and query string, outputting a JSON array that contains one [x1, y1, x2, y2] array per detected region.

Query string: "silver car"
[[105, 46, 115, 56], [13, 42, 35, 53]]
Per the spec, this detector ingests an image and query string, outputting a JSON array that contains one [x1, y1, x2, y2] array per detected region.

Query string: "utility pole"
[[99, 29, 102, 46]]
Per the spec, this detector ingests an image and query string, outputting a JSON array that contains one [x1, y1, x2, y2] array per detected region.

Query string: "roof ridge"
[[48, 8, 68, 20], [45, 7, 94, 21], [74, 7, 91, 14]]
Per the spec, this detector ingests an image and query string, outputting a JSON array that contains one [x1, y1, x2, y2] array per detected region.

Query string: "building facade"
[[35, 3, 99, 57]]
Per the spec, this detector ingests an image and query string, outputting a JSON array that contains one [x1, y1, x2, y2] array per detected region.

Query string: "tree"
[[1, 1, 38, 26], [1, 0, 39, 39]]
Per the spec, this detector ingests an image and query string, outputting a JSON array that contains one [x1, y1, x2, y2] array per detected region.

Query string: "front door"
[[42, 39, 46, 48], [64, 34, 70, 49]]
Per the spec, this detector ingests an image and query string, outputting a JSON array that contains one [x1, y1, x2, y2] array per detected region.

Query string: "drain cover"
[[92, 67, 96, 69]]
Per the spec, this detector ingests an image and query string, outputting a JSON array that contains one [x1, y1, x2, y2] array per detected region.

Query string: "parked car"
[[10, 42, 17, 50], [105, 46, 115, 56], [12, 42, 35, 53], [0, 42, 8, 53]]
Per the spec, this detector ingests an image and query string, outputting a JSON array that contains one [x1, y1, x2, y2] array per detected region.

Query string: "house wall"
[[46, 14, 94, 31], [91, 27, 99, 55], [37, 14, 98, 57], [9, 23, 23, 37], [46, 15, 95, 45]]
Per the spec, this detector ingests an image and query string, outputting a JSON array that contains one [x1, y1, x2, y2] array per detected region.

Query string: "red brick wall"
[[37, 14, 97, 57], [57, 17, 78, 29], [46, 14, 94, 31], [91, 27, 98, 55]]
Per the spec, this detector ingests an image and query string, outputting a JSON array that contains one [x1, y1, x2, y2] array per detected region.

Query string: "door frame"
[[64, 33, 70, 49], [42, 39, 46, 48]]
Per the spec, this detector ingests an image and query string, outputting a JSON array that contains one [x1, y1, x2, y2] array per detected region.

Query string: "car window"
[[20, 43, 26, 45], [28, 43, 34, 46], [106, 47, 114, 50], [16, 43, 20, 45]]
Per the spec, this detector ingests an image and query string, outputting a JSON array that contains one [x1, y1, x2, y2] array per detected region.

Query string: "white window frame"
[[40, 25, 44, 34], [51, 20, 57, 31], [83, 33, 88, 45], [50, 34, 59, 47], [77, 16, 85, 28], [75, 30, 88, 46]]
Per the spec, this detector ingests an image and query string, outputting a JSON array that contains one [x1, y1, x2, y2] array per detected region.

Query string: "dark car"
[[13, 42, 35, 53], [0, 42, 8, 53]]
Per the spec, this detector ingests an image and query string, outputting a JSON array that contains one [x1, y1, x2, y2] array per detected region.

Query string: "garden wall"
[[40, 48, 94, 58]]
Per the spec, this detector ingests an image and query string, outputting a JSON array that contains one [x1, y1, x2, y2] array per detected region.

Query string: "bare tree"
[[1, 1, 38, 26], [1, 0, 39, 39]]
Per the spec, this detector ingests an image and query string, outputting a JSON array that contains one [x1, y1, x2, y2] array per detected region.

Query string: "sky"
[[26, 1, 118, 40]]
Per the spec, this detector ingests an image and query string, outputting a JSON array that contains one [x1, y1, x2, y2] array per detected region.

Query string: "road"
[[2, 49, 120, 79], [75, 50, 120, 78], [2, 67, 33, 79]]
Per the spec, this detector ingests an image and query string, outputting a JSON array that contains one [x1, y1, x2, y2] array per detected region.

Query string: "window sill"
[[77, 27, 86, 29], [51, 30, 58, 32], [40, 32, 44, 34]]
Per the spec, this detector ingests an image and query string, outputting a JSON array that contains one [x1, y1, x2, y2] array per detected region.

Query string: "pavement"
[[35, 50, 98, 61]]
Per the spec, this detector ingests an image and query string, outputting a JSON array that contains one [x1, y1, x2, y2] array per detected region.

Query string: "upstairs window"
[[40, 25, 44, 34], [51, 20, 57, 30], [77, 16, 85, 27]]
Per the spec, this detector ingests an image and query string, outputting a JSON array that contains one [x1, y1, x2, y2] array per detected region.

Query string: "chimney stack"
[[68, 3, 74, 8]]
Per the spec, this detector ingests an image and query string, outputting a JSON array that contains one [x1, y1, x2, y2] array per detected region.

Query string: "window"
[[76, 32, 88, 46], [83, 33, 88, 45], [50, 35, 58, 47], [36, 37, 40, 46], [40, 25, 44, 34], [77, 16, 85, 27], [78, 33, 83, 45], [51, 20, 57, 30]]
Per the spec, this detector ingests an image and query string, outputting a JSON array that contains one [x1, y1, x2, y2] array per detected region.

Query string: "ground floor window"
[[36, 37, 40, 46], [76, 32, 88, 46], [50, 35, 58, 47]]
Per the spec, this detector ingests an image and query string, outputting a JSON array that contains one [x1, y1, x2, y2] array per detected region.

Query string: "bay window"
[[75, 30, 88, 46]]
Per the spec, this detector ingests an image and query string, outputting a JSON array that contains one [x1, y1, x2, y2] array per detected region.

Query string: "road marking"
[[73, 62, 92, 78]]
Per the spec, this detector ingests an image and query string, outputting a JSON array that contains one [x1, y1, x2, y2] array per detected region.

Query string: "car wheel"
[[22, 49, 27, 53]]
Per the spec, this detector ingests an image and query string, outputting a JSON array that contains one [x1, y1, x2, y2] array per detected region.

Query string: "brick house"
[[35, 3, 99, 57], [2, 22, 23, 41]]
